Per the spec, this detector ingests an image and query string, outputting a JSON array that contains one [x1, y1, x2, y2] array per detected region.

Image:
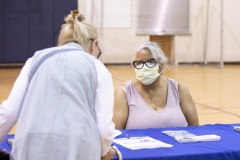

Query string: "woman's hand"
[[101, 147, 116, 160]]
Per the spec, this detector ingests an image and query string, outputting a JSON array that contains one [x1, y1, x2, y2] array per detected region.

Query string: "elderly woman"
[[0, 10, 115, 160], [113, 42, 199, 129]]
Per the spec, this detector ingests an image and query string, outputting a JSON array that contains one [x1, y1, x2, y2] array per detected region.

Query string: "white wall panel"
[[175, 0, 240, 63], [79, 0, 240, 64]]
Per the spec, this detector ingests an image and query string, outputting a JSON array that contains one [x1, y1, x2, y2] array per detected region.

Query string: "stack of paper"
[[162, 130, 221, 143], [233, 126, 240, 132], [113, 136, 173, 150], [114, 130, 122, 137]]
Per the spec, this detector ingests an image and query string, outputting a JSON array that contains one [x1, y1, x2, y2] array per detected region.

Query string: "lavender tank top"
[[123, 78, 188, 129]]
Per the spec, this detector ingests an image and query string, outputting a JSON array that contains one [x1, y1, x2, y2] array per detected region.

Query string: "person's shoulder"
[[124, 79, 133, 86], [167, 77, 179, 88], [178, 82, 188, 92], [94, 59, 108, 71], [115, 80, 132, 98], [94, 59, 112, 80], [32, 45, 60, 58], [117, 79, 133, 93], [35, 44, 82, 55], [24, 57, 33, 67], [167, 77, 188, 89], [115, 86, 126, 95], [39, 45, 60, 52], [167, 77, 178, 83]]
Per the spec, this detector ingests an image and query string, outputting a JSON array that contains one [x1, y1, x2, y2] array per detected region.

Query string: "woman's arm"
[[113, 87, 129, 129], [0, 58, 32, 142], [94, 60, 115, 157], [178, 83, 199, 126]]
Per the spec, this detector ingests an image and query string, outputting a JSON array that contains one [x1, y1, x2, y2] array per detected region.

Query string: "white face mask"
[[135, 64, 160, 85]]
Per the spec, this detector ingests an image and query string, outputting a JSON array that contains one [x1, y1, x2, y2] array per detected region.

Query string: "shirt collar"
[[64, 42, 85, 51]]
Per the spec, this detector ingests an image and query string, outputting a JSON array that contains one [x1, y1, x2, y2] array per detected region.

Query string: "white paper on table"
[[176, 134, 221, 143], [114, 130, 122, 137], [113, 136, 173, 150], [233, 126, 240, 132], [162, 130, 221, 143], [192, 134, 221, 141]]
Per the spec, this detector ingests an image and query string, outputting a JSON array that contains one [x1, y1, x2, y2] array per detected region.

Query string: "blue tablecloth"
[[113, 124, 240, 160], [0, 134, 14, 152], [1, 124, 240, 160], [0, 134, 14, 153]]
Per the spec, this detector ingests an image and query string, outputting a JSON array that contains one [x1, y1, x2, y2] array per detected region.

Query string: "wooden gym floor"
[[0, 64, 240, 134]]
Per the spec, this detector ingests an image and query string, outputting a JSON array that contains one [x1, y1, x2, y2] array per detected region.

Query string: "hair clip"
[[76, 14, 85, 21], [70, 10, 85, 22]]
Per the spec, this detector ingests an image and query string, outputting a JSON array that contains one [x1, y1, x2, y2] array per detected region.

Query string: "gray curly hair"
[[134, 42, 168, 67]]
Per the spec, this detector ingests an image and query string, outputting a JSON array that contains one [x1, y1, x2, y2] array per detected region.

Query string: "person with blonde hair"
[[0, 10, 115, 160], [113, 42, 199, 130]]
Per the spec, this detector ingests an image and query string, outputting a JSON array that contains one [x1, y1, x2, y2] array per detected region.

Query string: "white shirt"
[[0, 43, 115, 157]]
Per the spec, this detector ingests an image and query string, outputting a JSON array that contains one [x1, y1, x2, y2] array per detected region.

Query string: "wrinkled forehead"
[[135, 48, 153, 61]]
